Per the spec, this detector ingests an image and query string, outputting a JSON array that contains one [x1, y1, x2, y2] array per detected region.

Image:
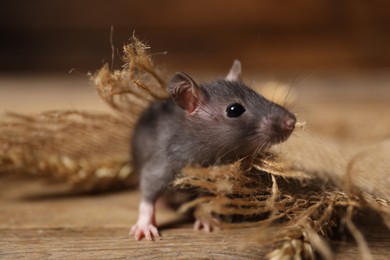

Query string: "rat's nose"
[[284, 118, 296, 131], [264, 109, 297, 144]]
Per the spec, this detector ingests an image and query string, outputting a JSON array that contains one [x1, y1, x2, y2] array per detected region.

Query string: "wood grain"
[[1, 174, 390, 259], [0, 227, 272, 260]]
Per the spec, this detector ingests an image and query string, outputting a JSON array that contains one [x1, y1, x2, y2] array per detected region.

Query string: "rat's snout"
[[261, 111, 296, 143]]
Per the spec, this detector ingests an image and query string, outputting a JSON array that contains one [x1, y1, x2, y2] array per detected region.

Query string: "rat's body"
[[130, 61, 296, 240]]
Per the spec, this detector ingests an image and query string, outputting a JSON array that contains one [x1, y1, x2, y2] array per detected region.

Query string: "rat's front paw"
[[130, 222, 160, 241], [193, 217, 220, 233], [131, 201, 159, 241]]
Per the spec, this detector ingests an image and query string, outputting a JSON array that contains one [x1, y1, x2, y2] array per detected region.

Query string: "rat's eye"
[[226, 103, 246, 117]]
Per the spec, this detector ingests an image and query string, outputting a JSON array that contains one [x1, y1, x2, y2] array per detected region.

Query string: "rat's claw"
[[149, 224, 160, 238], [203, 222, 211, 233], [143, 227, 152, 241], [129, 225, 138, 236], [194, 219, 201, 230]]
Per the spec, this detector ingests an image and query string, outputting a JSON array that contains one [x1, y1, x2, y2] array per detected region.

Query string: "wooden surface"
[[0, 74, 390, 259], [0, 174, 272, 259], [1, 174, 390, 259]]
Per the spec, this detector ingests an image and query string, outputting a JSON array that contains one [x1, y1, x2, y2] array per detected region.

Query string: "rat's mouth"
[[268, 130, 294, 144]]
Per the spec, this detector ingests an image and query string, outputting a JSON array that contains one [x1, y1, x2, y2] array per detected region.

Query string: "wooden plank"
[[1, 174, 390, 259], [0, 227, 272, 260], [1, 226, 390, 259]]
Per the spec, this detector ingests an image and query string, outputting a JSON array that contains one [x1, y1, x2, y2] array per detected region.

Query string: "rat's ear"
[[168, 72, 202, 113], [226, 60, 242, 81]]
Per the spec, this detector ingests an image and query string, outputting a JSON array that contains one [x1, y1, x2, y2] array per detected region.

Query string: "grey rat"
[[130, 60, 296, 240]]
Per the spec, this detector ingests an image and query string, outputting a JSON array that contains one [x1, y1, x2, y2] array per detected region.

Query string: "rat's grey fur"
[[132, 69, 296, 203]]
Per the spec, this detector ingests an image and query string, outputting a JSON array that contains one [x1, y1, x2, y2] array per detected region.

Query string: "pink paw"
[[130, 222, 160, 241], [194, 218, 220, 233], [131, 201, 159, 241]]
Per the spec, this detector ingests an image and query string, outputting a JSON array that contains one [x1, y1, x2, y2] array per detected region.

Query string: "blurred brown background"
[[1, 0, 390, 73]]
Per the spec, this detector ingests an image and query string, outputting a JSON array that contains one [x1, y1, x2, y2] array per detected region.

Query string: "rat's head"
[[168, 60, 296, 159]]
